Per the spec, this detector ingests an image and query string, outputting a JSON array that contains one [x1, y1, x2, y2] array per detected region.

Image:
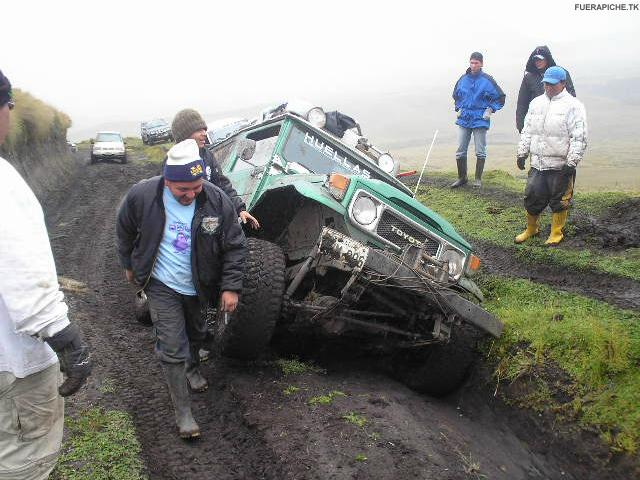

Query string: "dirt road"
[[46, 153, 631, 479]]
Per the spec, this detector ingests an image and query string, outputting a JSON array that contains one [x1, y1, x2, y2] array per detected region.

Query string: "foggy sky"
[[3, 0, 639, 137]]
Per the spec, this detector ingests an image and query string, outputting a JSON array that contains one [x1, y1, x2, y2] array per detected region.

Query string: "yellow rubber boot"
[[545, 210, 569, 246], [514, 213, 540, 244]]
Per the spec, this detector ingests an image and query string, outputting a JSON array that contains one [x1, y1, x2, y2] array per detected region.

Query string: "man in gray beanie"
[[172, 108, 260, 229], [117, 139, 247, 438]]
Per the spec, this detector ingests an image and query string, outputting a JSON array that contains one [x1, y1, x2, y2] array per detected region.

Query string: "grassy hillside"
[[1, 89, 71, 153]]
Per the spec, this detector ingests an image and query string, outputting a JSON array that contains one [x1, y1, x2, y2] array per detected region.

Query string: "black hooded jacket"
[[516, 46, 576, 132], [116, 176, 247, 305]]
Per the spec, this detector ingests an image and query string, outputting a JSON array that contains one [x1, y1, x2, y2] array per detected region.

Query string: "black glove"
[[516, 155, 527, 170], [45, 324, 91, 397], [562, 164, 576, 176]]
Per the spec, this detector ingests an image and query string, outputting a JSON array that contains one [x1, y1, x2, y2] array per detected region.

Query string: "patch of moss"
[[275, 358, 325, 376], [308, 390, 346, 406], [51, 407, 146, 480]]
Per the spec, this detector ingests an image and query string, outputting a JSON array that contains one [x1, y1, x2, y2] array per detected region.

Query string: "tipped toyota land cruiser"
[[216, 101, 501, 395]]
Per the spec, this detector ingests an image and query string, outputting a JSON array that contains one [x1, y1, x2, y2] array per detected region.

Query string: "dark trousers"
[[145, 278, 206, 365], [524, 168, 575, 215]]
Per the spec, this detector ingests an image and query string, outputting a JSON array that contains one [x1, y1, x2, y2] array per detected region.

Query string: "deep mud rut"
[[45, 153, 635, 479]]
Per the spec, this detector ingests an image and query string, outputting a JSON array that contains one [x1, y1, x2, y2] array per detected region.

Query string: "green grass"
[[282, 385, 301, 396], [343, 411, 368, 428], [308, 390, 346, 406], [416, 182, 640, 281], [124, 137, 171, 163], [481, 275, 640, 453], [51, 407, 146, 480], [275, 358, 325, 376]]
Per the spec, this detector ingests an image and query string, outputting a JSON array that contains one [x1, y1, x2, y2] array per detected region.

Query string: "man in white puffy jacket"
[[0, 69, 91, 479], [515, 66, 588, 245]]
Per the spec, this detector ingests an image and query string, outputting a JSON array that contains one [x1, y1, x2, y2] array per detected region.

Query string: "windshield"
[[96, 133, 122, 142], [146, 120, 166, 128], [282, 124, 375, 178]]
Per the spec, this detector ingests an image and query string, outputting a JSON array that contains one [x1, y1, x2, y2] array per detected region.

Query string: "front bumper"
[[316, 227, 503, 337]]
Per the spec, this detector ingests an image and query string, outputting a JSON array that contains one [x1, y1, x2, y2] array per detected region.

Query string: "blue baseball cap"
[[542, 66, 567, 85]]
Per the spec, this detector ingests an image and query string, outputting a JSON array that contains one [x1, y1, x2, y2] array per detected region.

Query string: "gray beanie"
[[171, 108, 208, 143], [470, 51, 483, 63]]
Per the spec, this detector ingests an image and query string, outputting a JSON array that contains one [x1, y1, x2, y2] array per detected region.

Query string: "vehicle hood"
[[353, 177, 471, 250], [94, 141, 124, 148]]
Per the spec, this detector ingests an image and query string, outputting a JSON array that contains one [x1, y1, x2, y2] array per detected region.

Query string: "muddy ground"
[[46, 152, 637, 479]]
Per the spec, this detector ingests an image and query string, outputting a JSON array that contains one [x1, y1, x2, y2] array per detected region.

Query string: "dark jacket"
[[201, 147, 246, 214], [116, 176, 247, 304], [516, 45, 576, 132], [453, 69, 505, 129]]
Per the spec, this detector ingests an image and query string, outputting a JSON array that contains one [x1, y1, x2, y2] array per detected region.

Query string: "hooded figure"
[[516, 46, 576, 133]]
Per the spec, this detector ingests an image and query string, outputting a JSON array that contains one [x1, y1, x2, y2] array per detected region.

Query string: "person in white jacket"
[[0, 69, 91, 479], [515, 66, 588, 245]]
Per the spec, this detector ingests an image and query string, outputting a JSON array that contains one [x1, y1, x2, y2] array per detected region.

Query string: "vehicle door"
[[221, 122, 283, 209]]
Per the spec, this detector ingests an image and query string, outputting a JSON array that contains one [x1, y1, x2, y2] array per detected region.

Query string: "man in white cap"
[[515, 66, 588, 246], [116, 139, 247, 438]]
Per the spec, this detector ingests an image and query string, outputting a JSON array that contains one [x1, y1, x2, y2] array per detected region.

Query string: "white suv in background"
[[90, 131, 127, 164]]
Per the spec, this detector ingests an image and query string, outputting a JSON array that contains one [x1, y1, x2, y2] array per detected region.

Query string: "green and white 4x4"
[[211, 103, 503, 396]]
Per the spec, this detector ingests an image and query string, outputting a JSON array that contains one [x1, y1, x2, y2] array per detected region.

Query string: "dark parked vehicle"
[[141, 119, 173, 145]]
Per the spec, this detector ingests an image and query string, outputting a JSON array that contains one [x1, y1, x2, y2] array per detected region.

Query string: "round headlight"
[[352, 196, 378, 225], [377, 153, 395, 174], [441, 249, 465, 277], [307, 107, 326, 128]]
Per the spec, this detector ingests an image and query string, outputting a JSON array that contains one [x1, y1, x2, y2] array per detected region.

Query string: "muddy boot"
[[187, 344, 208, 392], [450, 157, 468, 188], [161, 362, 200, 439], [186, 366, 208, 393], [545, 210, 569, 246], [515, 213, 540, 244], [471, 157, 485, 188]]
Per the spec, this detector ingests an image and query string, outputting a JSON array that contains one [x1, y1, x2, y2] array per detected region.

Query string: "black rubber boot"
[[161, 362, 200, 439], [450, 157, 468, 188], [472, 157, 485, 188], [186, 344, 208, 393]]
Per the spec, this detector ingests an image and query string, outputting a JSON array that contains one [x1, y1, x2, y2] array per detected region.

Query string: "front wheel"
[[216, 238, 285, 359], [393, 324, 484, 396]]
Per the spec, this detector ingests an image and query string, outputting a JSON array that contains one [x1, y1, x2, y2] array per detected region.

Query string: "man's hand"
[[125, 269, 135, 284], [44, 324, 91, 397], [516, 155, 527, 171], [220, 291, 239, 312], [561, 164, 576, 176], [482, 107, 493, 121], [239, 211, 260, 230]]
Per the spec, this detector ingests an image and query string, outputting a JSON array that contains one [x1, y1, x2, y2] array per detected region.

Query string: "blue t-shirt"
[[151, 187, 197, 296]]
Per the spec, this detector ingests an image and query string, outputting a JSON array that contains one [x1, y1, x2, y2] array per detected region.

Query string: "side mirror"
[[239, 139, 256, 161]]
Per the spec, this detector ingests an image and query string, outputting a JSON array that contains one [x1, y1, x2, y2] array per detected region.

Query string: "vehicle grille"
[[376, 210, 440, 256]]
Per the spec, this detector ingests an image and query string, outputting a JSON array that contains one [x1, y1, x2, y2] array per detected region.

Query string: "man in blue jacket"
[[452, 52, 506, 188]]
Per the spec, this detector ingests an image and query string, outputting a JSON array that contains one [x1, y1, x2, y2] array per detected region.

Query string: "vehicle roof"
[[218, 113, 412, 195], [96, 131, 122, 135]]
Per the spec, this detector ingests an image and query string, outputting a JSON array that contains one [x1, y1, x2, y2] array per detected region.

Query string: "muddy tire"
[[217, 238, 285, 359], [394, 324, 483, 396]]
